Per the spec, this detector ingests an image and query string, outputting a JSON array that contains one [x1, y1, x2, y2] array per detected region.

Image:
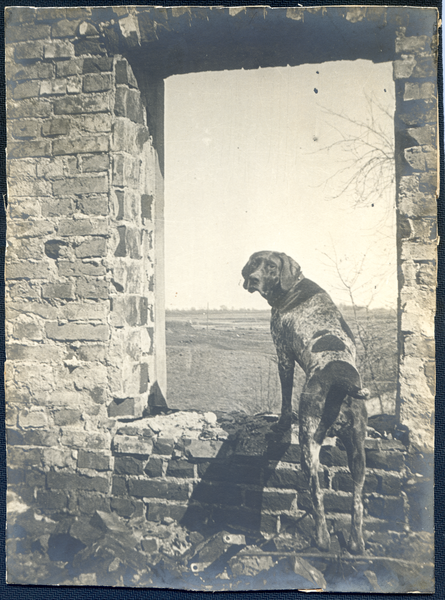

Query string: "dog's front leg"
[[273, 356, 294, 433]]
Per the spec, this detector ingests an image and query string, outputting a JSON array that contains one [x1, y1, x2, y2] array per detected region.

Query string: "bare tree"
[[313, 92, 395, 209]]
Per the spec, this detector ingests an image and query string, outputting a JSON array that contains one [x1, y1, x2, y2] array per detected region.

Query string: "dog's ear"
[[278, 253, 302, 291]]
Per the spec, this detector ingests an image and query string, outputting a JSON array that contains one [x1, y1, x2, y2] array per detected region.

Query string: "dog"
[[242, 251, 369, 554]]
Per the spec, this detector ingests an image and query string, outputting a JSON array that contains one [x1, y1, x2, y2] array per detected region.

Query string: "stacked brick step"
[[8, 412, 429, 539]]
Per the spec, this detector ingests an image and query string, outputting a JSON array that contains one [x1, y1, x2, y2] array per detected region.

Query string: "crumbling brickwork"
[[393, 28, 438, 451], [4, 6, 437, 545], [6, 7, 157, 501]]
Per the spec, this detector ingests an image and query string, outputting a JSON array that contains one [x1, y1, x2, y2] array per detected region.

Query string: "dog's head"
[[241, 251, 303, 304]]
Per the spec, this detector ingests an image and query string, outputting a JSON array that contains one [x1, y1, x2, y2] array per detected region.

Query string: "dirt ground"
[[166, 308, 397, 416]]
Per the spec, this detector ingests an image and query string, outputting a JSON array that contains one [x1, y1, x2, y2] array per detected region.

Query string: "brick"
[[192, 482, 242, 506], [146, 502, 188, 523], [332, 472, 379, 494], [8, 447, 42, 468], [198, 460, 264, 485], [70, 520, 104, 546], [366, 495, 405, 521], [111, 476, 127, 496], [52, 19, 81, 37], [47, 471, 109, 493], [8, 140, 50, 159], [366, 450, 404, 472], [380, 473, 404, 495], [8, 98, 51, 119], [19, 408, 48, 428], [7, 261, 52, 280], [35, 7, 67, 21], [7, 24, 51, 42], [80, 114, 113, 133], [266, 442, 301, 463], [57, 217, 108, 237], [83, 57, 114, 73], [25, 470, 46, 488], [6, 343, 61, 363], [8, 178, 51, 198], [115, 455, 145, 476], [57, 60, 83, 77], [115, 61, 138, 87], [396, 35, 428, 53], [140, 363, 149, 393], [13, 81, 40, 100], [78, 450, 111, 471], [404, 82, 436, 102], [76, 278, 108, 300], [108, 397, 135, 418], [53, 175, 108, 196], [12, 320, 42, 340], [6, 7, 36, 24], [126, 89, 145, 125], [128, 479, 189, 501], [75, 194, 108, 217], [81, 154, 109, 172], [58, 261, 105, 277], [166, 460, 195, 478], [46, 322, 109, 341], [185, 439, 224, 459], [141, 194, 153, 221], [15, 42, 44, 60], [244, 489, 296, 511], [83, 73, 112, 93], [10, 120, 40, 139], [113, 435, 153, 456], [36, 490, 68, 510], [7, 62, 54, 81], [53, 136, 109, 156], [54, 94, 109, 115], [74, 39, 107, 56], [111, 498, 143, 518], [41, 119, 70, 137], [323, 492, 353, 513], [75, 238, 107, 258], [7, 468, 25, 485], [44, 40, 74, 59], [145, 457, 164, 477], [42, 237, 68, 262], [42, 282, 75, 300], [53, 409, 82, 426], [320, 446, 349, 467], [40, 79, 67, 96], [264, 467, 303, 489], [114, 226, 141, 259], [153, 438, 175, 455]]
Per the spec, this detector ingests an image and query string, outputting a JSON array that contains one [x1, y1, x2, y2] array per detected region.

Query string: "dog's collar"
[[269, 276, 325, 311]]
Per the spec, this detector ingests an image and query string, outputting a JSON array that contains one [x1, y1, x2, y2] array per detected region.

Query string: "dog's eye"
[[267, 263, 277, 271]]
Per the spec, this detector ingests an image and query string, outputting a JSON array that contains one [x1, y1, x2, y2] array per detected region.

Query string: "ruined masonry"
[[5, 6, 437, 535]]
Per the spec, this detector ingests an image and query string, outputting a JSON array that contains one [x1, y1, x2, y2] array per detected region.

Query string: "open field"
[[166, 308, 397, 416]]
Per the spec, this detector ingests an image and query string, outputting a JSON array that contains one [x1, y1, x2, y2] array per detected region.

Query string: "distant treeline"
[[166, 306, 396, 318]]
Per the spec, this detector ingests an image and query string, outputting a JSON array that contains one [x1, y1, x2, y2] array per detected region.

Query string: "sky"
[[164, 60, 396, 311]]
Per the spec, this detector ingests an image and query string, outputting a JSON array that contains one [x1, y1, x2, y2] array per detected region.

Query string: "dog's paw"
[[315, 528, 331, 552], [271, 420, 291, 435], [347, 536, 365, 555]]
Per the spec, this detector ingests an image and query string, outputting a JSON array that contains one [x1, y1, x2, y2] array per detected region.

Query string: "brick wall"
[[7, 412, 431, 538], [393, 28, 437, 451], [4, 5, 437, 538], [5, 7, 157, 498]]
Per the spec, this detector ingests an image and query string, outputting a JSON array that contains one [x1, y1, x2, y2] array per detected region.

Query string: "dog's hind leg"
[[337, 399, 368, 555], [299, 378, 332, 551]]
